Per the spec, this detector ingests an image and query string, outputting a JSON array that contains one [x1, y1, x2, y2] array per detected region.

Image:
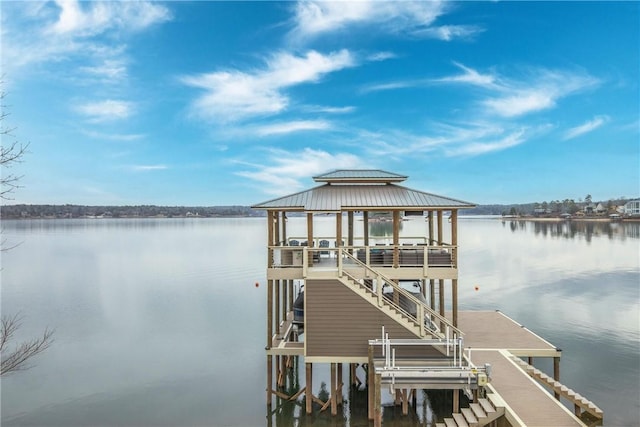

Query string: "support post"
[[267, 355, 273, 407], [554, 356, 561, 400], [348, 211, 354, 251], [452, 279, 458, 327], [402, 389, 408, 415], [337, 363, 343, 405], [307, 213, 314, 266], [453, 389, 459, 413], [393, 210, 400, 267], [374, 373, 382, 427], [437, 210, 443, 245], [439, 279, 445, 318], [331, 363, 337, 415], [336, 212, 343, 248], [363, 211, 369, 246], [306, 363, 313, 414], [368, 345, 374, 420], [428, 211, 434, 245]]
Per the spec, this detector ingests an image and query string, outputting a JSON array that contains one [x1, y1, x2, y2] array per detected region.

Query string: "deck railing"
[[269, 244, 456, 270]]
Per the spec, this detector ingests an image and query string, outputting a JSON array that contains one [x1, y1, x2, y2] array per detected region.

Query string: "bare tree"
[[1, 85, 53, 375], [1, 88, 29, 201], [1, 314, 54, 375]]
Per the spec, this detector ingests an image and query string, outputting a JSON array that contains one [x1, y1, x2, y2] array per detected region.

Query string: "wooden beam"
[[368, 345, 374, 420], [451, 209, 458, 265], [337, 363, 343, 405], [306, 363, 313, 414], [374, 373, 382, 427], [331, 363, 337, 415], [428, 211, 434, 245], [267, 211, 274, 267], [267, 280, 273, 348], [393, 210, 400, 267], [267, 355, 273, 406], [452, 279, 458, 327], [307, 213, 313, 266], [363, 211, 369, 246], [437, 210, 443, 245], [453, 389, 459, 413], [348, 211, 354, 248], [554, 356, 561, 400], [402, 389, 408, 415], [336, 212, 343, 248]]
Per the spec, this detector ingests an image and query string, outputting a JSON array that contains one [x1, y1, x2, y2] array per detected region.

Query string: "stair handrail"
[[339, 248, 463, 337]]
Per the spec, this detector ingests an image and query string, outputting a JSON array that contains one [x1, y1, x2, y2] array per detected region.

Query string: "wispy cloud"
[[290, 1, 457, 40], [181, 50, 356, 122], [82, 130, 145, 141], [563, 115, 610, 140], [2, 1, 171, 79], [255, 120, 332, 136], [306, 105, 356, 114], [238, 148, 364, 196], [444, 128, 527, 156], [48, 0, 171, 37], [435, 64, 600, 117], [412, 24, 484, 41], [129, 164, 168, 172], [74, 100, 135, 122], [435, 62, 498, 88]]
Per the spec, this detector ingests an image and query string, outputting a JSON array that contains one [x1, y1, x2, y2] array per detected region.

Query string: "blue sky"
[[1, 1, 638, 206]]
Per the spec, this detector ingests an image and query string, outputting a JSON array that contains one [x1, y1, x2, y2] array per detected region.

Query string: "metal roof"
[[252, 183, 475, 212], [313, 169, 407, 183]]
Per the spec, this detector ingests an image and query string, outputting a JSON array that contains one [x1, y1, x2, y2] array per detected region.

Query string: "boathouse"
[[253, 170, 602, 426]]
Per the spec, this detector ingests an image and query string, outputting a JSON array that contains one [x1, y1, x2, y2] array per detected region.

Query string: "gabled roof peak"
[[313, 169, 407, 184]]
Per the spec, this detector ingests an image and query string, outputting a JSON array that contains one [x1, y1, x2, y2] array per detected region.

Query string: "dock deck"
[[457, 311, 588, 427]]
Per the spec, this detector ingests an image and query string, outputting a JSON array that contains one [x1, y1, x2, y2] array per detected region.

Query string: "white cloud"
[[412, 25, 484, 41], [82, 130, 145, 141], [291, 1, 448, 39], [445, 129, 527, 156], [434, 64, 600, 117], [74, 100, 135, 122], [563, 115, 610, 140], [49, 0, 171, 37], [129, 164, 168, 172], [436, 62, 498, 88], [1, 1, 170, 79], [181, 50, 356, 122], [255, 120, 332, 136], [238, 148, 364, 196], [367, 51, 397, 62], [306, 105, 356, 114]]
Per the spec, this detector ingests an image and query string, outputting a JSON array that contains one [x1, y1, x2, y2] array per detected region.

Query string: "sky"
[[1, 1, 638, 206]]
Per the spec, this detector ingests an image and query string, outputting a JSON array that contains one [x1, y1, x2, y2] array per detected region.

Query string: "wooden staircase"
[[436, 393, 506, 427], [337, 249, 461, 341], [509, 355, 603, 420]]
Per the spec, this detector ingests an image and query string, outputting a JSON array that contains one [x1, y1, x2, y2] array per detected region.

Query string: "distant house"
[[624, 200, 640, 216], [595, 203, 607, 215], [583, 203, 596, 215]]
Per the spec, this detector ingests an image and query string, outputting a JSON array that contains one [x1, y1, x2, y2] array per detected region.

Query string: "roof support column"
[[363, 211, 369, 246], [451, 209, 458, 265], [348, 211, 354, 250], [393, 210, 400, 267], [437, 210, 443, 245], [282, 212, 287, 246], [336, 212, 343, 248], [428, 211, 434, 245], [307, 213, 313, 266]]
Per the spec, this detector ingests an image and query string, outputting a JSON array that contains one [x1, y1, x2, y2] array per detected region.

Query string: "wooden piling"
[[306, 363, 313, 414]]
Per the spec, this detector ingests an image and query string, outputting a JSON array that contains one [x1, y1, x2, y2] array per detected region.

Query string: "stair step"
[[478, 398, 496, 414], [469, 403, 487, 420], [435, 423, 446, 427], [461, 408, 478, 426], [443, 418, 457, 427], [452, 413, 469, 427]]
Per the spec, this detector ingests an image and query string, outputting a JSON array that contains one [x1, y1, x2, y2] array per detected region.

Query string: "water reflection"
[[502, 219, 640, 242], [1, 218, 638, 427]]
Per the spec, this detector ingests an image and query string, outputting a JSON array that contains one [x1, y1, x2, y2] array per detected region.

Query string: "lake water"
[[1, 217, 638, 426]]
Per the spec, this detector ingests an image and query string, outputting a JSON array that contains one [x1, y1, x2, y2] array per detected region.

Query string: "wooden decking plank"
[[457, 311, 559, 355], [472, 350, 585, 427]]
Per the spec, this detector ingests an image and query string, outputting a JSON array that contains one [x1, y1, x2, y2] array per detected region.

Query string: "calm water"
[[1, 217, 638, 426]]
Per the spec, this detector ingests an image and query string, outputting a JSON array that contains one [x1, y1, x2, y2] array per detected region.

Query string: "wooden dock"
[[436, 310, 600, 427]]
